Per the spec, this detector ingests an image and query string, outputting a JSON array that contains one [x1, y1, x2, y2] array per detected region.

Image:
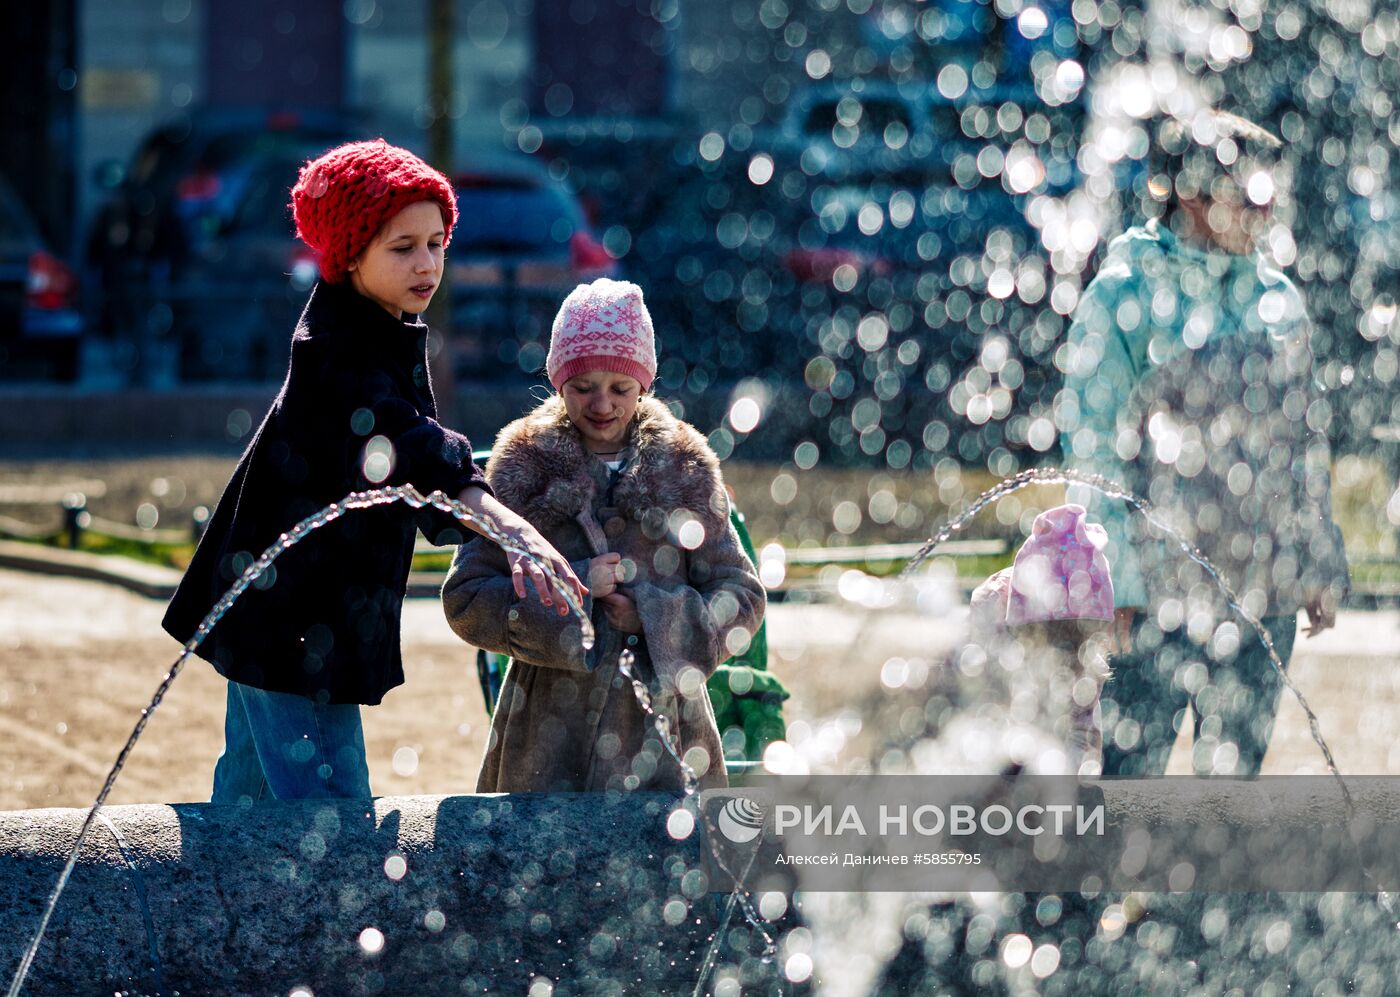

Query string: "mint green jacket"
[[1060, 221, 1348, 618]]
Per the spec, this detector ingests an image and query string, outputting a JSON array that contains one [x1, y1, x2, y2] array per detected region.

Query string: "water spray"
[[891, 466, 1392, 921], [614, 651, 783, 997], [6, 485, 588, 997]]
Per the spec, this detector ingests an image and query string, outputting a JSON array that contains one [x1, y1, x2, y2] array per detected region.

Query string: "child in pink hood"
[[968, 504, 1114, 774]]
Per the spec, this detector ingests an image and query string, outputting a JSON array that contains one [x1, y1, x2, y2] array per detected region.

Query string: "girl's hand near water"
[[1111, 607, 1139, 655], [588, 553, 623, 599], [503, 525, 585, 616], [598, 591, 643, 634], [457, 487, 587, 615], [1302, 589, 1337, 638]]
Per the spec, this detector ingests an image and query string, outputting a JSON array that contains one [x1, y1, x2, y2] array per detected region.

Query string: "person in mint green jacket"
[[1060, 109, 1349, 776]]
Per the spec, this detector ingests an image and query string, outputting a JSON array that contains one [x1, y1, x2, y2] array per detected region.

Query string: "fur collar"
[[486, 395, 729, 529]]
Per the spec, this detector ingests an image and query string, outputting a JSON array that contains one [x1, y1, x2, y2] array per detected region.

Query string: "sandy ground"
[[1, 566, 1397, 811]]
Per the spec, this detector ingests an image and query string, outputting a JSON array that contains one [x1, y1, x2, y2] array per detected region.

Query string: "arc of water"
[[897, 467, 1346, 787], [6, 485, 591, 997], [613, 653, 783, 997], [39, 463, 1373, 995], [883, 466, 1393, 918]]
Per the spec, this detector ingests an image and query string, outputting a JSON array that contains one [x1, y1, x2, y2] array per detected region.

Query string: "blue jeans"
[[211, 680, 372, 802], [1100, 615, 1297, 777]]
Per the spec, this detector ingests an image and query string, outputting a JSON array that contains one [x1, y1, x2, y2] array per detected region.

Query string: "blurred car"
[[773, 79, 1081, 194], [86, 109, 355, 268], [629, 85, 1087, 449], [446, 152, 617, 378], [0, 173, 82, 381], [88, 123, 615, 382], [84, 109, 356, 379], [634, 147, 1045, 376], [184, 149, 622, 383], [774, 79, 949, 168], [529, 118, 690, 235], [165, 142, 342, 380]]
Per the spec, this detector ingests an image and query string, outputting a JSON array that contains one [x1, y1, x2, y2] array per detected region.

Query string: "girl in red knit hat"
[[163, 139, 585, 803]]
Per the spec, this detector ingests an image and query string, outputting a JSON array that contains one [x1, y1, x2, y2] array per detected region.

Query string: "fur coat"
[[442, 395, 766, 793]]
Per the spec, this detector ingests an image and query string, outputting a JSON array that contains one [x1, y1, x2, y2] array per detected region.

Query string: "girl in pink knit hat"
[[967, 503, 1115, 774], [443, 278, 766, 792]]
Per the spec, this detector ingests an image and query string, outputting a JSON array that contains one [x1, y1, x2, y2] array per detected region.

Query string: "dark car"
[[173, 149, 620, 383], [635, 152, 1042, 378], [626, 91, 1084, 459], [158, 142, 345, 380], [446, 152, 617, 379], [0, 173, 82, 380], [86, 109, 355, 268], [770, 80, 1082, 192], [84, 110, 356, 378]]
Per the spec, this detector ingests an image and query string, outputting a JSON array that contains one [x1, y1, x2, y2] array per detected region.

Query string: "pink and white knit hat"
[[546, 278, 657, 390], [1005, 504, 1114, 625]]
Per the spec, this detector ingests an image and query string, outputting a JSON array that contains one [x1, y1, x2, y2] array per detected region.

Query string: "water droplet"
[[392, 746, 419, 777], [784, 952, 813, 983], [1001, 933, 1032, 968], [358, 926, 385, 954], [303, 169, 329, 199], [747, 154, 774, 186], [667, 808, 695, 840]]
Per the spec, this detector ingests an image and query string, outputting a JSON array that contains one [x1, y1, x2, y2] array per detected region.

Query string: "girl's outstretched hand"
[[456, 486, 587, 615], [1111, 606, 1139, 656], [506, 523, 586, 615], [1302, 589, 1336, 638]]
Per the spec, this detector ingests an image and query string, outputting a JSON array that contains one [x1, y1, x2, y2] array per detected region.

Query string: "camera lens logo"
[[716, 796, 766, 844]]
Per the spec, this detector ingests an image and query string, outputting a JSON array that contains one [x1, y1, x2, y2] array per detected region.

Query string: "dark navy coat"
[[162, 281, 489, 704]]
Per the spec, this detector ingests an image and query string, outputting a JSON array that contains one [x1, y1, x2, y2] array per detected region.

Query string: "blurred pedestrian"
[[1060, 108, 1349, 776], [162, 139, 584, 803], [442, 278, 766, 792]]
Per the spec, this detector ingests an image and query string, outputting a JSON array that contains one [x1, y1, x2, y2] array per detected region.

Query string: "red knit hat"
[[290, 139, 457, 283]]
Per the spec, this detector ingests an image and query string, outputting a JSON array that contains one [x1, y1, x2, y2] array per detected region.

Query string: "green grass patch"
[[6, 452, 1397, 590], [76, 532, 196, 570], [1349, 561, 1400, 588], [411, 551, 456, 573], [777, 551, 1013, 587], [16, 532, 459, 577]]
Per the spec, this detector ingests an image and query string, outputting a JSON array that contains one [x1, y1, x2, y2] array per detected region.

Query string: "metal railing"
[[0, 496, 208, 549]]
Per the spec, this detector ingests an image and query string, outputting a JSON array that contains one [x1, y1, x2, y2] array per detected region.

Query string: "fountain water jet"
[[8, 484, 784, 997], [864, 467, 1393, 924], [897, 467, 1344, 792], [6, 484, 589, 997]]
